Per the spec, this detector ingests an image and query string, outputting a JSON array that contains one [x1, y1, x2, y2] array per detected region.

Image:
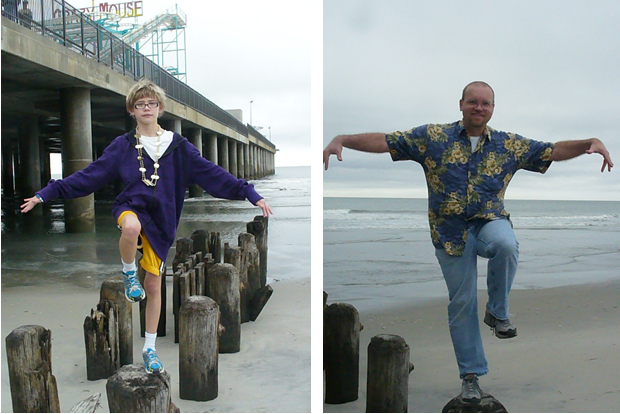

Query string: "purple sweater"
[[38, 131, 263, 261]]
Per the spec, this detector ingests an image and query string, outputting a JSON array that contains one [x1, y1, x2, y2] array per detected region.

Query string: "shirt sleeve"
[[185, 140, 263, 204], [385, 124, 428, 164], [37, 137, 122, 201], [517, 136, 555, 173]]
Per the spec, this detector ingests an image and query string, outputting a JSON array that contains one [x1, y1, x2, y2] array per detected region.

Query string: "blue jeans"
[[435, 218, 519, 379]]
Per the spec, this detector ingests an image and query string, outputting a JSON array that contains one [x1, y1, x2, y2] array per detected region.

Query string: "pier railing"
[[2, 0, 275, 149]]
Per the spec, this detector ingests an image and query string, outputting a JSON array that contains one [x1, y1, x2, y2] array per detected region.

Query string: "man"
[[323, 81, 613, 403]]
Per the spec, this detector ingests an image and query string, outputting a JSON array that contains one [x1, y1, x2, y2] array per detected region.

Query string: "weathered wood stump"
[[239, 232, 261, 294], [442, 394, 508, 413], [83, 300, 120, 380], [179, 296, 220, 401], [249, 284, 273, 321], [195, 261, 206, 296], [190, 229, 208, 257], [208, 231, 222, 263], [139, 264, 167, 337], [69, 393, 101, 413], [5, 325, 61, 413], [172, 237, 193, 272], [207, 263, 241, 353], [246, 216, 268, 287], [106, 364, 174, 413], [324, 303, 360, 404], [173, 269, 182, 343], [366, 334, 413, 413], [100, 276, 133, 366], [225, 241, 249, 321]]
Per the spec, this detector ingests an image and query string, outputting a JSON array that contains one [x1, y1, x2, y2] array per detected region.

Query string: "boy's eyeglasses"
[[134, 102, 160, 109]]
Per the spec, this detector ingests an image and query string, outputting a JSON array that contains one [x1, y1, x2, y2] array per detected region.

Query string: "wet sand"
[[1, 276, 310, 412], [324, 279, 620, 413]]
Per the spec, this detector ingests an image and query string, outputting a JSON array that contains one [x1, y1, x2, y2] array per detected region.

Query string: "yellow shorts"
[[117, 211, 163, 276]]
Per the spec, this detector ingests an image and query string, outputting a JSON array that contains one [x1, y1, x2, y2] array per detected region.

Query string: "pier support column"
[[2, 138, 15, 197], [189, 129, 203, 198], [229, 140, 238, 178], [206, 132, 218, 165], [244, 144, 250, 179], [237, 142, 245, 179], [253, 145, 258, 178], [61, 87, 95, 233], [19, 115, 42, 215], [218, 137, 229, 172], [171, 119, 182, 134]]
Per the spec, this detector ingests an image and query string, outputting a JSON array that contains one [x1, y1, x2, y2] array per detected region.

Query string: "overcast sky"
[[323, 0, 620, 200], [72, 0, 312, 167]]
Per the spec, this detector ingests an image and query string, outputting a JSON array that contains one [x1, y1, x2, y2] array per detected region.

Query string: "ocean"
[[324, 197, 620, 312], [1, 166, 310, 288]]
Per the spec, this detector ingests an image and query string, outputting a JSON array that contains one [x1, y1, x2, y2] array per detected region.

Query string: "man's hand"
[[20, 196, 41, 214], [323, 136, 344, 170], [586, 138, 614, 172], [256, 199, 273, 217]]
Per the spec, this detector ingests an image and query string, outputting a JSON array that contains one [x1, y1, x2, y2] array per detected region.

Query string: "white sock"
[[144, 332, 157, 352], [122, 259, 136, 274]]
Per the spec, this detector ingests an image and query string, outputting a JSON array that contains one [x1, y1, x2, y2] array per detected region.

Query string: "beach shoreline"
[[324, 279, 620, 413], [1, 276, 311, 413]]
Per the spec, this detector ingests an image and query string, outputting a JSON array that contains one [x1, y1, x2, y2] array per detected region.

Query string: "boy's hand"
[[256, 199, 273, 217], [21, 196, 41, 214]]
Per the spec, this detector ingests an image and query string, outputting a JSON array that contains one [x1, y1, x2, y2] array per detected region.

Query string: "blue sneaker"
[[142, 348, 164, 374], [122, 270, 145, 302]]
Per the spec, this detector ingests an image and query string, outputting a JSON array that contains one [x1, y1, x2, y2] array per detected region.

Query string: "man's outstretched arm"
[[323, 133, 389, 170], [550, 138, 614, 172]]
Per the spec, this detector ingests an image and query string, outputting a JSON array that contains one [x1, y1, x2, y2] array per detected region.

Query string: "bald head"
[[462, 81, 495, 103]]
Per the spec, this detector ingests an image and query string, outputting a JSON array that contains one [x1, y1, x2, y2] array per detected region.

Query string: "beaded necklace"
[[134, 125, 164, 187]]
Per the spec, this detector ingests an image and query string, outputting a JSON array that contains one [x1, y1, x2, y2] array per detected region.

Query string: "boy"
[[21, 79, 272, 374]]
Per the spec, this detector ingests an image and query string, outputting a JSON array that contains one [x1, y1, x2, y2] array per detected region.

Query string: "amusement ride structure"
[[82, 2, 187, 82]]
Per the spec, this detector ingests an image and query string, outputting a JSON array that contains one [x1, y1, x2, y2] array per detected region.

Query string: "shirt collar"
[[458, 120, 492, 141]]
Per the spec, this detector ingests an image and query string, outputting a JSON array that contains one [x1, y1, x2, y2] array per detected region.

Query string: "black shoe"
[[484, 309, 517, 339]]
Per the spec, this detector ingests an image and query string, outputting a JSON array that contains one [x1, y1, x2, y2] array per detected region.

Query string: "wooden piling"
[[179, 296, 220, 401], [83, 300, 120, 380], [208, 231, 222, 263], [366, 334, 413, 413], [5, 325, 61, 413], [100, 276, 133, 366], [246, 216, 268, 287], [190, 229, 208, 257], [106, 364, 174, 413], [206, 263, 241, 353], [442, 394, 508, 413], [324, 303, 360, 404], [225, 242, 249, 321], [172, 238, 193, 273], [249, 285, 273, 321], [195, 262, 206, 296]]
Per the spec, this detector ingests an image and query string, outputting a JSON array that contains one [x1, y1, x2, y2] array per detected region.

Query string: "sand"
[[324, 279, 620, 413], [1, 276, 311, 413]]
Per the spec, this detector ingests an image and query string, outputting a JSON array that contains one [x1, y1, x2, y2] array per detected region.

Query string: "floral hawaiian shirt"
[[386, 120, 554, 256]]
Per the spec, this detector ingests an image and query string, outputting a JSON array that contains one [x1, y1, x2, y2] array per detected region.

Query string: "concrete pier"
[[188, 129, 203, 198], [60, 87, 95, 232], [2, 16, 276, 231], [20, 115, 42, 216]]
